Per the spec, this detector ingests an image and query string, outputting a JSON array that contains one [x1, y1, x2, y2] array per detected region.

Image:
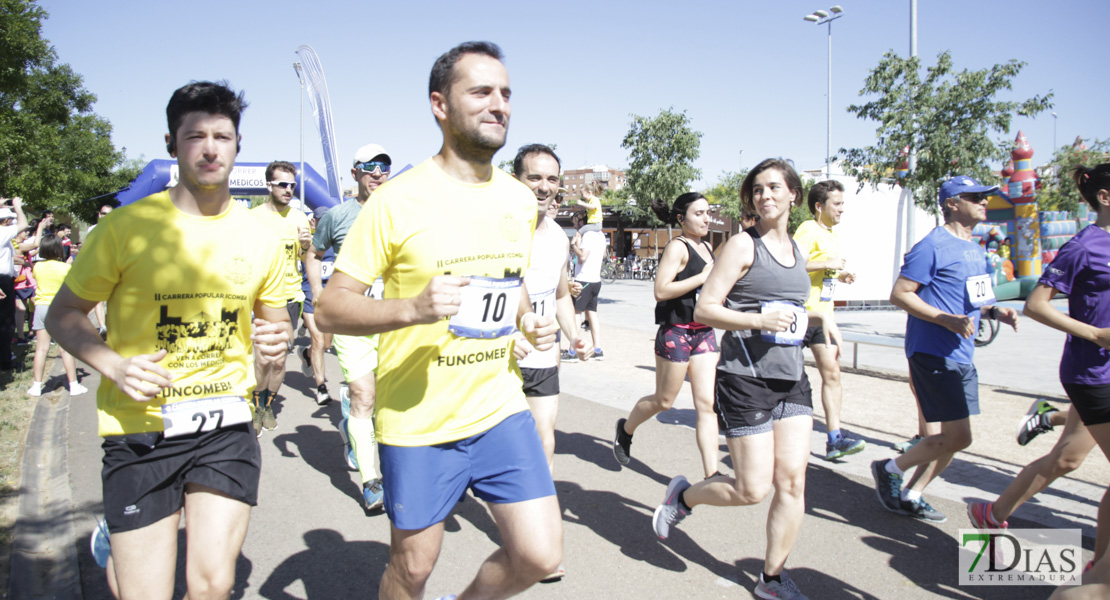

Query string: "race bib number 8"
[[760, 301, 808, 346], [965, 274, 995, 308], [449, 276, 522, 339], [161, 396, 251, 438]]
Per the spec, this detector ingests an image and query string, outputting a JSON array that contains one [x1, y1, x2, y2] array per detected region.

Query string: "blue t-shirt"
[[901, 226, 991, 364], [301, 246, 335, 295], [1039, 225, 1110, 385]]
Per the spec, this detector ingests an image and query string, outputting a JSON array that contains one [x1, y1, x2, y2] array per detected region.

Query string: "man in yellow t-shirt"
[[792, 179, 861, 461], [316, 41, 562, 599], [250, 160, 311, 434], [46, 81, 289, 600]]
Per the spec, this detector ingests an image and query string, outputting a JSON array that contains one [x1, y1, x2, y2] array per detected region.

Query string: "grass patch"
[[0, 343, 53, 595]]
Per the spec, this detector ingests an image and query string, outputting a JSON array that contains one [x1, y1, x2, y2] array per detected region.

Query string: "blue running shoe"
[[91, 517, 110, 569], [340, 384, 351, 419], [363, 478, 384, 513], [339, 418, 358, 471], [871, 459, 903, 513]]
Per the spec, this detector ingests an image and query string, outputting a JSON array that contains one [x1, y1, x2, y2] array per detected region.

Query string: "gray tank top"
[[718, 227, 811, 381]]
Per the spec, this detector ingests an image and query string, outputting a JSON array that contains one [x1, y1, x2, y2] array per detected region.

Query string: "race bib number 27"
[[448, 276, 522, 339], [161, 396, 251, 438]]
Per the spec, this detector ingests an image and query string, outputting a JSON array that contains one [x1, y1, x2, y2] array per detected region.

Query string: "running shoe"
[[253, 407, 264, 438], [899, 497, 946, 523], [315, 383, 331, 406], [262, 405, 277, 431], [593, 349, 605, 361], [559, 349, 577, 362], [69, 382, 88, 396], [300, 347, 313, 378], [339, 418, 358, 471], [871, 459, 904, 513], [363, 478, 384, 513], [90, 517, 111, 569], [755, 571, 809, 600], [1017, 400, 1059, 446], [340, 384, 351, 419], [967, 501, 1008, 530], [894, 435, 922, 454], [652, 475, 691, 540], [613, 418, 632, 465], [27, 383, 42, 397], [824, 435, 866, 461], [540, 564, 566, 584]]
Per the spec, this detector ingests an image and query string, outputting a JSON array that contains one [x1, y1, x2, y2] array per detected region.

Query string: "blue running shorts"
[[378, 410, 556, 530], [908, 352, 980, 423]]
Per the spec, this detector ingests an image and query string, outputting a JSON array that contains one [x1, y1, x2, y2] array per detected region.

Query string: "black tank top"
[[655, 238, 712, 326]]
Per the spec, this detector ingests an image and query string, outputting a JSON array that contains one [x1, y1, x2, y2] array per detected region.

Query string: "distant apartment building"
[[561, 164, 627, 194]]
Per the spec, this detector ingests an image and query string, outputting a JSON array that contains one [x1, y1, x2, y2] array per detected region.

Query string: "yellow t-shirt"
[[66, 192, 287, 436], [581, 195, 603, 224], [250, 204, 309, 303], [792, 219, 841, 313], [335, 159, 536, 446], [32, 260, 70, 305]]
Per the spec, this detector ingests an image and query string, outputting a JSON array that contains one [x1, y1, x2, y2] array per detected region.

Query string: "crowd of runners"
[[8, 39, 1109, 600]]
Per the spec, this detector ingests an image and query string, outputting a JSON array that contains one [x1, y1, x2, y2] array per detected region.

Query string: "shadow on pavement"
[[733, 557, 880, 599], [554, 430, 672, 486], [258, 529, 389, 598], [270, 424, 361, 504]]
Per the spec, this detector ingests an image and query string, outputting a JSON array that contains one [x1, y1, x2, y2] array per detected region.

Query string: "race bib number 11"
[[449, 276, 522, 339]]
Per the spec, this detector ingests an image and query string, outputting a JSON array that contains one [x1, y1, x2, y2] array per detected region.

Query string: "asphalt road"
[[43, 279, 1105, 598]]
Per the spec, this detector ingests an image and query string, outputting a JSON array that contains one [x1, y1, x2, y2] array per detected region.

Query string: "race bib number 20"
[[965, 274, 995, 308], [448, 276, 522, 339]]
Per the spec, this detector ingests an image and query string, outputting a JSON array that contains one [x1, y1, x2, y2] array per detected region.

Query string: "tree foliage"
[[1037, 139, 1110, 214], [620, 108, 702, 226], [0, 0, 138, 223], [704, 170, 745, 222], [840, 50, 1052, 213]]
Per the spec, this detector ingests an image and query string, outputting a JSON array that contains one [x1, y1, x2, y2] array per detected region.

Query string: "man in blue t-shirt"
[[871, 175, 1020, 523]]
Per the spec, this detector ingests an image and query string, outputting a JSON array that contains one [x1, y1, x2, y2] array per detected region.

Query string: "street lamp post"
[[804, 5, 845, 180], [1052, 111, 1058, 153]]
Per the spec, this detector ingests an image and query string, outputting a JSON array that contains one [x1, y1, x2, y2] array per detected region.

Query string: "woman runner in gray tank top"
[[650, 159, 840, 600]]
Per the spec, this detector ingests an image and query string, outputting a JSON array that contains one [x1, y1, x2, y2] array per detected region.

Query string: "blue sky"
[[37, 0, 1106, 190]]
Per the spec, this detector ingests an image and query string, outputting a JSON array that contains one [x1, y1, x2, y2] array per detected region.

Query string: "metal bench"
[[839, 331, 905, 369]]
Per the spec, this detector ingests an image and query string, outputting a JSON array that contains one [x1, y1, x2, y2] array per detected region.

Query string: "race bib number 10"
[[449, 276, 522, 339], [161, 396, 252, 438], [760, 301, 808, 346]]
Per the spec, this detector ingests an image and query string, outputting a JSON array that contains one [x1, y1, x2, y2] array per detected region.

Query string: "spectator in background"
[[0, 197, 29, 369]]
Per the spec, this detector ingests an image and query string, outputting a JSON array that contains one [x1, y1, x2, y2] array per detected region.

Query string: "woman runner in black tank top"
[[650, 159, 828, 599], [612, 193, 720, 478]]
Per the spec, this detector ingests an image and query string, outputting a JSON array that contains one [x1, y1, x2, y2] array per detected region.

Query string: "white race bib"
[[529, 287, 556, 320], [160, 396, 251, 438], [368, 277, 384, 300], [448, 276, 522, 339], [320, 261, 335, 280], [965, 274, 995, 308], [820, 277, 836, 302], [760, 301, 808, 346]]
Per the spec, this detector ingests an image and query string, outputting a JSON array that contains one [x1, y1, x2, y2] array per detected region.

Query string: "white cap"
[[353, 144, 391, 166]]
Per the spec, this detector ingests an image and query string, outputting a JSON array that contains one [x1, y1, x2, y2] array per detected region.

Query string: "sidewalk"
[[24, 279, 1101, 599]]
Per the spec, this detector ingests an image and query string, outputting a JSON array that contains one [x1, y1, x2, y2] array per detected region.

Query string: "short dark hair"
[[512, 144, 560, 178], [652, 192, 706, 226], [38, 234, 65, 262], [1073, 163, 1110, 211], [740, 158, 803, 214], [428, 41, 503, 98], [807, 179, 845, 215], [166, 81, 248, 155], [265, 160, 297, 182], [56, 223, 71, 232]]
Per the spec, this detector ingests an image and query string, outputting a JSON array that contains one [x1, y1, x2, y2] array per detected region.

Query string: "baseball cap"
[[0, 208, 15, 220], [312, 205, 330, 220], [352, 144, 390, 166], [938, 176, 999, 205]]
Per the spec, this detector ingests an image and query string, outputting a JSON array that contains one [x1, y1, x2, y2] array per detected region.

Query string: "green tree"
[[704, 169, 745, 222], [620, 108, 702, 226], [840, 51, 1052, 212], [1037, 139, 1110, 214], [0, 0, 139, 223]]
